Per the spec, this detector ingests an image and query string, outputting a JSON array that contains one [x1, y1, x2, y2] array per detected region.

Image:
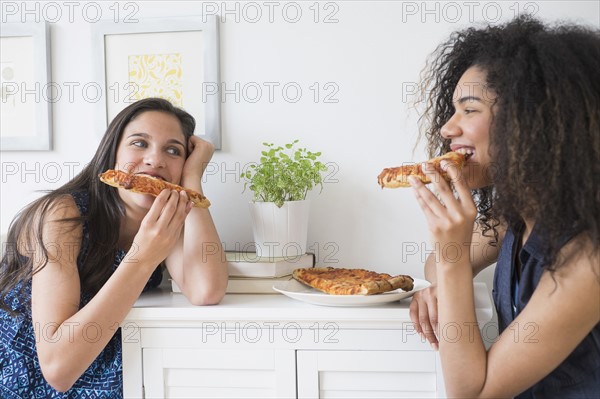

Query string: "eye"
[[166, 146, 182, 156], [464, 108, 477, 115], [130, 140, 147, 148]]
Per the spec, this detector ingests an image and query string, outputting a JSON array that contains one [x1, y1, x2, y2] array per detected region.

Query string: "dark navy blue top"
[[0, 191, 162, 398], [493, 222, 600, 398]]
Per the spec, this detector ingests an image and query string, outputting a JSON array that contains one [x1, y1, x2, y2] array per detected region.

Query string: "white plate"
[[272, 278, 430, 307]]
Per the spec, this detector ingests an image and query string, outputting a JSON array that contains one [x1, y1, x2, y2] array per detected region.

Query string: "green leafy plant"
[[242, 140, 328, 208]]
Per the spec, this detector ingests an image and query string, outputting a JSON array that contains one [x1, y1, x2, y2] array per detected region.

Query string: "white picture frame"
[[92, 16, 221, 149], [0, 21, 52, 151]]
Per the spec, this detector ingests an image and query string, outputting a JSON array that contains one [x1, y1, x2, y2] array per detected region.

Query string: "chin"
[[468, 181, 489, 190], [135, 195, 156, 210], [466, 174, 494, 190], [461, 160, 492, 190], [121, 191, 155, 211]]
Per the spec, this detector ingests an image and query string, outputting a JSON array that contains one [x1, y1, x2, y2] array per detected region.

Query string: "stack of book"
[[171, 251, 315, 294]]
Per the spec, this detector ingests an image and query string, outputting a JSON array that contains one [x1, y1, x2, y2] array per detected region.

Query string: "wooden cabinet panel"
[[297, 350, 438, 399], [142, 348, 296, 399]]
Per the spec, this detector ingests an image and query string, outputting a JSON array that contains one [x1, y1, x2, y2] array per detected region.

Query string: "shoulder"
[[533, 233, 600, 316], [532, 232, 599, 327], [45, 194, 81, 220], [35, 194, 83, 244], [43, 195, 84, 241], [14, 194, 85, 270], [17, 194, 82, 248]]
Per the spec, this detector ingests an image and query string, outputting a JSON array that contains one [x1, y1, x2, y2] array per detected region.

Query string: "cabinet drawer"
[[297, 350, 440, 398], [142, 348, 295, 398]]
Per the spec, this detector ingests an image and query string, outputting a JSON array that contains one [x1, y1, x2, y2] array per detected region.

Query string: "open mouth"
[[136, 172, 166, 181], [454, 147, 474, 160]]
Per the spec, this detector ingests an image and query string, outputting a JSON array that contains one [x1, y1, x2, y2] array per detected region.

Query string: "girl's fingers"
[[442, 160, 474, 210], [409, 176, 438, 220], [145, 189, 171, 222], [409, 174, 446, 217], [425, 161, 477, 220], [426, 295, 439, 347], [409, 296, 422, 334], [154, 190, 181, 227], [157, 190, 191, 231], [172, 191, 192, 222], [409, 291, 437, 347], [170, 190, 192, 227], [421, 162, 462, 215]]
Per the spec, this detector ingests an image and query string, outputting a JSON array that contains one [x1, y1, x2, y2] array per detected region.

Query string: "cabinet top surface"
[[125, 282, 494, 325]]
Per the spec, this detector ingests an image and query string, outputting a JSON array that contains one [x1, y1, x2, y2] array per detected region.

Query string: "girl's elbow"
[[190, 292, 225, 306], [445, 383, 487, 399], [40, 361, 77, 393], [188, 286, 226, 306]]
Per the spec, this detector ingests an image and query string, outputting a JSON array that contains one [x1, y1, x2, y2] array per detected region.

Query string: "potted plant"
[[241, 140, 327, 258]]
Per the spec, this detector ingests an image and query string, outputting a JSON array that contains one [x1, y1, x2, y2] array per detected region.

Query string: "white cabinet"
[[297, 351, 439, 398], [122, 283, 494, 398], [142, 348, 295, 398]]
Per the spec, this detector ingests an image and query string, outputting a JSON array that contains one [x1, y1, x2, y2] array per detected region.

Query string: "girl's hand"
[[409, 284, 439, 349], [130, 189, 192, 267], [182, 136, 215, 182], [409, 160, 477, 266]]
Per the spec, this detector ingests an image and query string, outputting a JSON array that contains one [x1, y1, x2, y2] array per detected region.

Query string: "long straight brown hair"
[[1, 98, 195, 312]]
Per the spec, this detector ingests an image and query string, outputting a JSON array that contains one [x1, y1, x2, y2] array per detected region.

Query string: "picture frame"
[[92, 16, 221, 149], [0, 21, 52, 151]]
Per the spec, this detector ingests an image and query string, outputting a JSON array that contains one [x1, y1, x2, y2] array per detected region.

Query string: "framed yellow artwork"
[[92, 16, 221, 148]]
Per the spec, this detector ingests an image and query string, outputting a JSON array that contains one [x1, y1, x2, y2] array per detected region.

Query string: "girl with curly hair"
[[0, 98, 228, 397], [408, 16, 599, 398]]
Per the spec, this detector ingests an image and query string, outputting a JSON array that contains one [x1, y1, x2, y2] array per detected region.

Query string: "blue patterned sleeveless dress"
[[493, 222, 600, 398], [1, 191, 162, 398]]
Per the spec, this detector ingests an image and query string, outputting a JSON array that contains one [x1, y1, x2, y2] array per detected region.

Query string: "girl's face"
[[441, 66, 495, 189], [114, 110, 187, 210]]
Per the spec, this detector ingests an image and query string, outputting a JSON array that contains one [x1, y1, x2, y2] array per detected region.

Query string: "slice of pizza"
[[99, 169, 211, 208], [377, 151, 468, 188], [293, 267, 414, 295]]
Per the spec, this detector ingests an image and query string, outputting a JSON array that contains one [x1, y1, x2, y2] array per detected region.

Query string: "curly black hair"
[[417, 15, 599, 270]]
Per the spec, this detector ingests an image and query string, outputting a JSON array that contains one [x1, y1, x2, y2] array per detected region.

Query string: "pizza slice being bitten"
[[99, 169, 211, 208], [377, 151, 468, 189], [293, 267, 414, 295]]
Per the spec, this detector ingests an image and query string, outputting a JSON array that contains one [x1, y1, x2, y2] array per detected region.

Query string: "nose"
[[440, 114, 462, 139], [143, 148, 166, 168]]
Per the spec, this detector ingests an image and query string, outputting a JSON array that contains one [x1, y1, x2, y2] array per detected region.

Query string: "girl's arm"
[[438, 240, 598, 398], [32, 190, 190, 392], [165, 136, 228, 305], [411, 161, 600, 398], [410, 221, 506, 348], [426, 220, 507, 283]]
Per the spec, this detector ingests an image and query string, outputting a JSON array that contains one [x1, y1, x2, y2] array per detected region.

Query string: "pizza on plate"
[[377, 151, 469, 188], [292, 267, 414, 295], [99, 169, 211, 208]]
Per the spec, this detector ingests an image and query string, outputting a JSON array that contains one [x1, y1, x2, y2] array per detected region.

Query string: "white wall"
[[2, 1, 598, 290]]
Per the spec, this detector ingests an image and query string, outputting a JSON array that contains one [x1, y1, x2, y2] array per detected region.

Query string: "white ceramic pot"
[[249, 200, 310, 259]]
